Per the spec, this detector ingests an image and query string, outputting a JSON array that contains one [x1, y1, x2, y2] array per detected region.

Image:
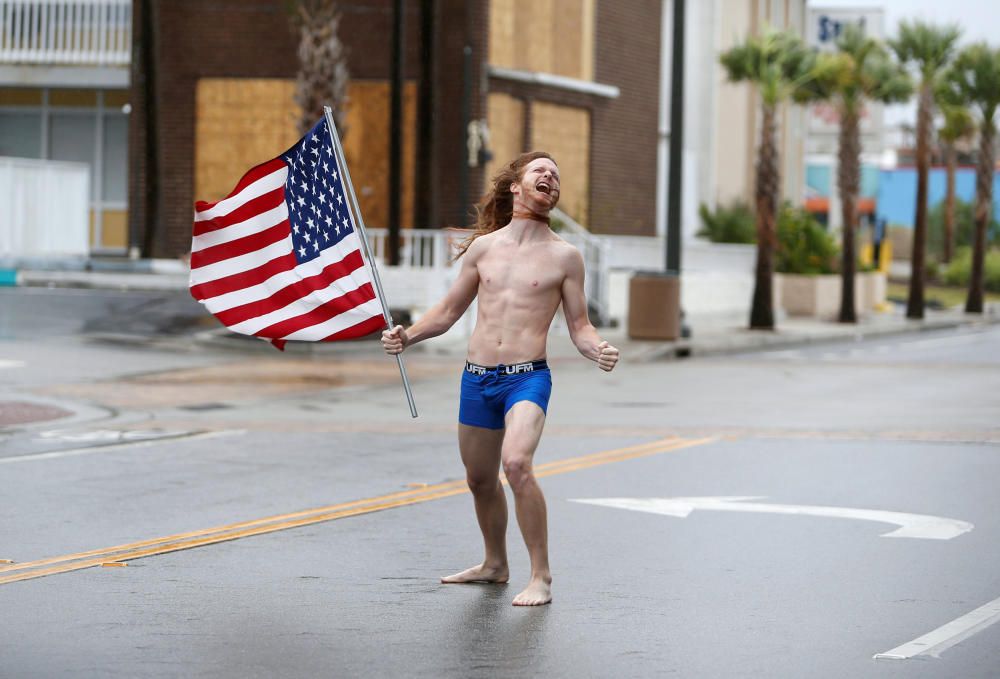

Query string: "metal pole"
[[666, 0, 685, 274], [388, 0, 404, 265], [414, 0, 436, 230], [324, 106, 418, 418]]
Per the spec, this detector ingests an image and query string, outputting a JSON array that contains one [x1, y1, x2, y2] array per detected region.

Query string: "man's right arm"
[[381, 238, 483, 354]]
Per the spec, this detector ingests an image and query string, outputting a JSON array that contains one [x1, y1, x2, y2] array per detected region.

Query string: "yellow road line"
[[0, 436, 684, 576], [1, 436, 716, 585]]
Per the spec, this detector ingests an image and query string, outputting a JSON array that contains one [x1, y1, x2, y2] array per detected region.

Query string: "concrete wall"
[[604, 236, 756, 327]]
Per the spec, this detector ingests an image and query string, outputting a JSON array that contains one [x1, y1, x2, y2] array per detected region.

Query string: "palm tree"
[[939, 44, 1000, 313], [720, 29, 819, 330], [808, 26, 912, 323], [935, 104, 975, 264], [292, 0, 350, 136], [890, 21, 961, 319]]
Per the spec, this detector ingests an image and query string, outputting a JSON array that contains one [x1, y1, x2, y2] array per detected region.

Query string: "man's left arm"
[[560, 247, 619, 372]]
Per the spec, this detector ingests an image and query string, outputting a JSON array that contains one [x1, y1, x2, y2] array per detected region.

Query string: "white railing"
[[363, 227, 455, 269], [552, 208, 611, 326], [0, 0, 131, 65]]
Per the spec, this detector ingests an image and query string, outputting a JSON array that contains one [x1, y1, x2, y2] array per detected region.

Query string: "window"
[[0, 112, 42, 158], [49, 113, 97, 190], [102, 114, 128, 203]]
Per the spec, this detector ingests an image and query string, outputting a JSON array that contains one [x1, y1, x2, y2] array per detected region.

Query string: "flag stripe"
[[210, 250, 366, 327], [253, 283, 377, 339], [190, 252, 297, 302], [191, 201, 288, 253], [189, 238, 293, 286], [194, 163, 287, 223], [227, 274, 368, 336], [277, 298, 384, 342], [192, 188, 287, 238], [190, 220, 290, 270], [322, 313, 386, 342]]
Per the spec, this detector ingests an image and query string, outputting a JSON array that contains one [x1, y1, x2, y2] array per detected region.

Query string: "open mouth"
[[536, 182, 551, 194]]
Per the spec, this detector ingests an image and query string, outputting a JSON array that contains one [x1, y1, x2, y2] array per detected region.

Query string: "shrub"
[[775, 204, 839, 274], [942, 247, 1000, 293], [928, 198, 1000, 259], [697, 201, 756, 244]]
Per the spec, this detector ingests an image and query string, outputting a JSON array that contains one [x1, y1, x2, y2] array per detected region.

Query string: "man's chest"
[[477, 250, 564, 296]]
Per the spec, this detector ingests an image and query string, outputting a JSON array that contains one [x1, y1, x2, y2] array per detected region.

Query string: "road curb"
[[621, 313, 999, 362]]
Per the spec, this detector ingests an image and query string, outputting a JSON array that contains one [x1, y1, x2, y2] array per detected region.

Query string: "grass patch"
[[887, 282, 1000, 308]]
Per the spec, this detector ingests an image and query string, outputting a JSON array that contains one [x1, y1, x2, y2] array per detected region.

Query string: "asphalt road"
[[1, 288, 998, 678]]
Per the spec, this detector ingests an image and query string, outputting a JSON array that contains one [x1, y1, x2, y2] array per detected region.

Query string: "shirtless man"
[[381, 151, 619, 606]]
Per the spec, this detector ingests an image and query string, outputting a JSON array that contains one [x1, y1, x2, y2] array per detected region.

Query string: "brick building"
[[130, 0, 663, 258]]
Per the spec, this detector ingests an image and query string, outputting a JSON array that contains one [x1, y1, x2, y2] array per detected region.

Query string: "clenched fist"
[[381, 324, 409, 355], [596, 340, 619, 372]]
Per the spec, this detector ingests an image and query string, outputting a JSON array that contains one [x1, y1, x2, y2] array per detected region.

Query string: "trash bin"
[[628, 271, 680, 340]]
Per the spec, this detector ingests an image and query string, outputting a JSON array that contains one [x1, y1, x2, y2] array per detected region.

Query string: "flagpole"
[[323, 106, 418, 418]]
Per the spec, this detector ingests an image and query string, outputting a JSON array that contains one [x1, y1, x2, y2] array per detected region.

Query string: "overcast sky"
[[807, 0, 1000, 125], [808, 0, 998, 44]]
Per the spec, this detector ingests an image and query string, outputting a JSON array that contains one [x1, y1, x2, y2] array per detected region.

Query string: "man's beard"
[[512, 208, 551, 224]]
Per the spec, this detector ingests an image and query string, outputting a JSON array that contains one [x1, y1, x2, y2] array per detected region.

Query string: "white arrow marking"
[[571, 497, 973, 540], [874, 594, 1000, 660]]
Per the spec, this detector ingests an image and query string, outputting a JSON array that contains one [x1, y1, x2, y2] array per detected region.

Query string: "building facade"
[[2, 0, 813, 274], [123, 0, 666, 259], [0, 0, 132, 253]]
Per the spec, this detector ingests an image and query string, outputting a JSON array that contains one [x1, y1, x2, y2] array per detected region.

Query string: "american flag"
[[190, 117, 385, 350]]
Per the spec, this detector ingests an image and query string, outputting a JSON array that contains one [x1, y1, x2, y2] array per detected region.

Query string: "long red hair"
[[454, 151, 555, 259]]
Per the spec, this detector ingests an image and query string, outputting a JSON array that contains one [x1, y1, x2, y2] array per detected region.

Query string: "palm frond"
[[718, 27, 817, 106], [806, 25, 912, 112], [938, 104, 976, 143], [941, 43, 1000, 128], [890, 20, 962, 81]]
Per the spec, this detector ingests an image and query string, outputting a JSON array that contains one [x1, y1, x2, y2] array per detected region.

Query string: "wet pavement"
[[1, 287, 999, 677]]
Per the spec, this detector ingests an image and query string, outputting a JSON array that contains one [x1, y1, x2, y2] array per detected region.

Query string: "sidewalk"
[[7, 258, 999, 362], [5, 257, 189, 292]]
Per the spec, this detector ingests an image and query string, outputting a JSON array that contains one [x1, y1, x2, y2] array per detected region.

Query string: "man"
[[381, 151, 619, 606]]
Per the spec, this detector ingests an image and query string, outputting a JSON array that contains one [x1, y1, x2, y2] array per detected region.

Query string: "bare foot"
[[440, 563, 509, 584], [512, 576, 552, 606]]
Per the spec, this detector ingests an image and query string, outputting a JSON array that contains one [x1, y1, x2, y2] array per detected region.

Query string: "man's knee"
[[502, 456, 533, 492], [467, 472, 500, 496]]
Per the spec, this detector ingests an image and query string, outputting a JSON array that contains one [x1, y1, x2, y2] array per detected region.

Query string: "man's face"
[[511, 158, 560, 212]]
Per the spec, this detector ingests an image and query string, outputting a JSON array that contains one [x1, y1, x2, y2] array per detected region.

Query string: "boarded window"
[[194, 78, 416, 229], [530, 101, 590, 226], [489, 0, 595, 81]]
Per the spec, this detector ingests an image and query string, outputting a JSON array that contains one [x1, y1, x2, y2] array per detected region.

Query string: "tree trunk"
[[294, 2, 350, 137], [943, 142, 956, 264], [838, 107, 860, 323], [906, 82, 933, 319], [750, 103, 778, 330], [966, 122, 994, 313]]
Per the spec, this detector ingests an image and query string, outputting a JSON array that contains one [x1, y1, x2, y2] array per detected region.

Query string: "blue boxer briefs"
[[459, 359, 552, 430]]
